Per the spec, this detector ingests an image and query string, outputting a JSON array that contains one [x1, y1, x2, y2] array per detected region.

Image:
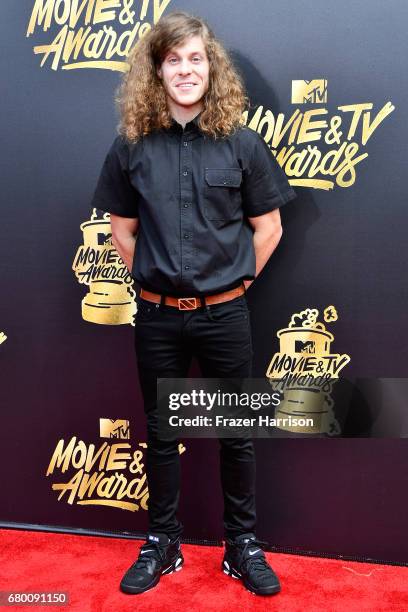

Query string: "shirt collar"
[[168, 111, 203, 139]]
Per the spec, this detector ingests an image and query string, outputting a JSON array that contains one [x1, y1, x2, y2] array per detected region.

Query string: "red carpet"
[[1, 529, 408, 611]]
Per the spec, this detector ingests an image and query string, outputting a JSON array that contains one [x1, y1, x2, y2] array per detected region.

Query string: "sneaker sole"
[[222, 559, 281, 596], [120, 554, 184, 594]]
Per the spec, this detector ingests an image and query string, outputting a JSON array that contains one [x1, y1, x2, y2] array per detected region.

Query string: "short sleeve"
[[90, 136, 139, 218], [242, 130, 297, 217]]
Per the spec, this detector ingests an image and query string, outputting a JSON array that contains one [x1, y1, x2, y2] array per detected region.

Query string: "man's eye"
[[168, 58, 178, 64], [192, 57, 201, 62]]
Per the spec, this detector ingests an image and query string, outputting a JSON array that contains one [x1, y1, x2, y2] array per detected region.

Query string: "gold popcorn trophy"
[[266, 308, 350, 435], [73, 210, 136, 325]]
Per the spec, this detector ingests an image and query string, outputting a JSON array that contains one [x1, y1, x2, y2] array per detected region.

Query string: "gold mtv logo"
[[99, 418, 130, 440], [292, 80, 327, 103]]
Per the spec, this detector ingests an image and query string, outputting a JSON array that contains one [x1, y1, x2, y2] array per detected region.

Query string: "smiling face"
[[156, 34, 210, 119]]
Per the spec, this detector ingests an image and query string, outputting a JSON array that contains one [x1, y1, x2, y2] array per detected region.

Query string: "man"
[[90, 11, 297, 597]]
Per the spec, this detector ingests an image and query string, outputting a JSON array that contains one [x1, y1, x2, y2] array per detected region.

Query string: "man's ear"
[[156, 66, 162, 79]]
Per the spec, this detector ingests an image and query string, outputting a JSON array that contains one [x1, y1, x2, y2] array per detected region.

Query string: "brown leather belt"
[[139, 284, 245, 310]]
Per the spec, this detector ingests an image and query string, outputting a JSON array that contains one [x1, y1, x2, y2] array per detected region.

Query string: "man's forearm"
[[110, 216, 140, 274], [112, 234, 137, 273], [244, 226, 283, 290]]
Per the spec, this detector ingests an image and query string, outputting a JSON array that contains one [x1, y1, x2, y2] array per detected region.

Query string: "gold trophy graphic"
[[73, 209, 136, 325], [46, 418, 187, 512], [266, 307, 350, 435]]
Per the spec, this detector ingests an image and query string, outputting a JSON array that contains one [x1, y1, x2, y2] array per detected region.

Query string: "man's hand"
[[244, 208, 283, 290], [110, 214, 139, 273]]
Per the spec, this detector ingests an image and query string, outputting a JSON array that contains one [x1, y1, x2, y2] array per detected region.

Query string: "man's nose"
[[178, 59, 192, 74]]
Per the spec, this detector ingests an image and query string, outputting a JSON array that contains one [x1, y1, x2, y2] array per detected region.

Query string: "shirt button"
[[183, 203, 189, 208], [183, 141, 188, 147], [183, 171, 188, 176], [184, 265, 190, 270], [184, 234, 189, 239]]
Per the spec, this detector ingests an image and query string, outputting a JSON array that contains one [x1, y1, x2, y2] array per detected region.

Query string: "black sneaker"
[[222, 533, 281, 595], [120, 532, 184, 594]]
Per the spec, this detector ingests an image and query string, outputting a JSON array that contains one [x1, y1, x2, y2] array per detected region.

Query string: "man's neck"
[[168, 101, 203, 129]]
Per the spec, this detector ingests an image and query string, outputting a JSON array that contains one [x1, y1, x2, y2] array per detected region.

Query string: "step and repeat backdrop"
[[1, 0, 407, 564]]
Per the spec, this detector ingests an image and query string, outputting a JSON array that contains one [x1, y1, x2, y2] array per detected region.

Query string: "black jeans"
[[134, 293, 255, 540]]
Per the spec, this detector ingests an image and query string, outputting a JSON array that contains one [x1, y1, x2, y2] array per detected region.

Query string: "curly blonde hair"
[[115, 11, 249, 142]]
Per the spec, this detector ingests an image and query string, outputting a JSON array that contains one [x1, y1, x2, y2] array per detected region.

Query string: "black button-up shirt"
[[90, 113, 297, 296]]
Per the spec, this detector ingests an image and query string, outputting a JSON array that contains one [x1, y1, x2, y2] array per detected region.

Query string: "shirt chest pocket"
[[203, 168, 243, 221]]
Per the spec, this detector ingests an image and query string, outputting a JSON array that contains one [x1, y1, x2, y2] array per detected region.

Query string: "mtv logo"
[[97, 232, 112, 246], [99, 418, 130, 439], [291, 80, 327, 104], [295, 340, 315, 354]]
